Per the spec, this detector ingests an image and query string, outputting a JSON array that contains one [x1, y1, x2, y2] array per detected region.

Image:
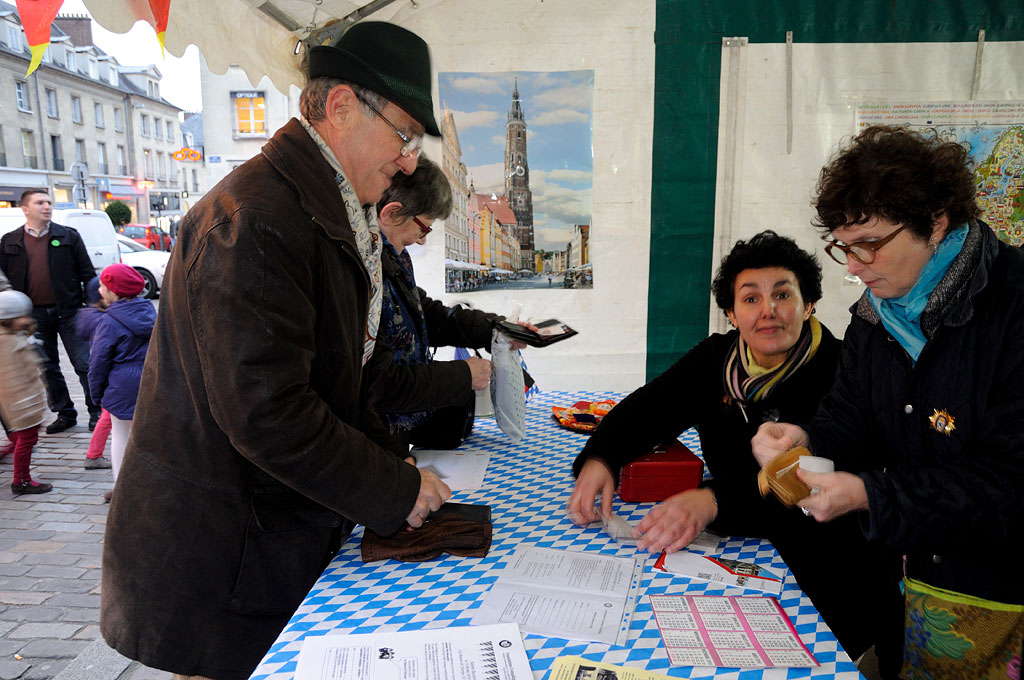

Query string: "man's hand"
[[464, 357, 491, 390], [796, 469, 869, 521], [751, 421, 810, 468], [566, 458, 615, 526], [405, 467, 452, 529], [634, 488, 717, 554]]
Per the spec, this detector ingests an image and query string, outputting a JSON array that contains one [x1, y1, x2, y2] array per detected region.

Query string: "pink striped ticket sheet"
[[648, 595, 818, 668]]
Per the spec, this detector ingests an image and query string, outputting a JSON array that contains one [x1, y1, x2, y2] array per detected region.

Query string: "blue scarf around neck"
[[868, 224, 968, 362]]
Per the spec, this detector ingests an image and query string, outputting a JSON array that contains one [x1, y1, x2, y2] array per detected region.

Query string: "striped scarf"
[[300, 118, 382, 366], [723, 315, 822, 420]]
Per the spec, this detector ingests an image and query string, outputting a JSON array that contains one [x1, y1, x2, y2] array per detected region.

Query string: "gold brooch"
[[929, 409, 956, 436]]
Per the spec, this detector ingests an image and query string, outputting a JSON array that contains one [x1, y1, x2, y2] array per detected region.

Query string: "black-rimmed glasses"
[[359, 98, 423, 158], [824, 224, 908, 265]]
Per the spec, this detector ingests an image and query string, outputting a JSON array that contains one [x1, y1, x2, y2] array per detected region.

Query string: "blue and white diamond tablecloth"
[[250, 391, 864, 680]]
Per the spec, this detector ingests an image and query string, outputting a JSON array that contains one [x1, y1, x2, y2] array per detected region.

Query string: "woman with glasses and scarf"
[[753, 125, 1024, 679], [369, 155, 533, 451], [567, 230, 897, 664]]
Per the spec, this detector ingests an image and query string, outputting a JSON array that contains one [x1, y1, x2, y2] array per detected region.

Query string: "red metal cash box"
[[617, 441, 703, 502]]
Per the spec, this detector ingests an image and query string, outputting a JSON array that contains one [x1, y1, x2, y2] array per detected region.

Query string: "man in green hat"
[[101, 22, 451, 680]]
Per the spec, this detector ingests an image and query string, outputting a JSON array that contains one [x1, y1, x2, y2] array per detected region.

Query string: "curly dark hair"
[[711, 230, 823, 312], [813, 125, 979, 240]]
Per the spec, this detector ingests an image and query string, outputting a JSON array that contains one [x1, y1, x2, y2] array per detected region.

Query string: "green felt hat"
[[308, 22, 440, 137]]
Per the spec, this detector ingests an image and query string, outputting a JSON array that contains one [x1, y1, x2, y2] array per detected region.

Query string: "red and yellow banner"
[[16, 0, 64, 76], [124, 0, 171, 53]]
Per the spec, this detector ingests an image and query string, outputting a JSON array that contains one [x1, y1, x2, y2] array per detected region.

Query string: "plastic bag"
[[489, 329, 526, 442]]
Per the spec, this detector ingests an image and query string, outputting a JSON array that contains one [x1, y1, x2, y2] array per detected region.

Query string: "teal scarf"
[[868, 224, 968, 362]]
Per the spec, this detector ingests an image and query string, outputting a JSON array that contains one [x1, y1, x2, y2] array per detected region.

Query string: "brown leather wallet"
[[757, 446, 812, 507], [361, 503, 492, 562]]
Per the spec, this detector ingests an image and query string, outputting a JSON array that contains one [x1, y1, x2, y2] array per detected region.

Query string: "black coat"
[[573, 324, 898, 656], [809, 220, 1024, 605], [367, 245, 500, 415], [0, 222, 94, 317], [100, 119, 420, 680]]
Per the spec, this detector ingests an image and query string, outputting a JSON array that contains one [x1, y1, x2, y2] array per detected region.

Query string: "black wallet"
[[496, 319, 578, 347]]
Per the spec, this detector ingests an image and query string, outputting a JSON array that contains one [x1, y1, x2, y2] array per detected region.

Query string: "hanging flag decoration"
[[16, 0, 64, 77], [122, 0, 171, 55]]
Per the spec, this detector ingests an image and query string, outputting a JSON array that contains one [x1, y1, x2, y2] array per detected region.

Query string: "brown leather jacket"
[[100, 119, 421, 680]]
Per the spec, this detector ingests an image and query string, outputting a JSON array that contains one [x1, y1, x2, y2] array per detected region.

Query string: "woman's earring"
[[929, 240, 938, 253]]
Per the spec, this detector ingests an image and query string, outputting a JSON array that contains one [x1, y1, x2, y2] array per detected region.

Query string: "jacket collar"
[[7, 222, 69, 247], [260, 118, 355, 243], [853, 219, 994, 335]]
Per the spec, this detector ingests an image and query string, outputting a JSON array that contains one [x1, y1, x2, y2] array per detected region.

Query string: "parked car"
[[117, 223, 171, 250], [117, 235, 168, 299], [0, 207, 121, 273]]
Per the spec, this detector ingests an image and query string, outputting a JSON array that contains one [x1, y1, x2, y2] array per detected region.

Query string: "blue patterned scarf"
[[868, 224, 968, 362]]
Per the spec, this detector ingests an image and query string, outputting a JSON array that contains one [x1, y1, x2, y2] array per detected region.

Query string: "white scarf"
[[300, 118, 383, 366]]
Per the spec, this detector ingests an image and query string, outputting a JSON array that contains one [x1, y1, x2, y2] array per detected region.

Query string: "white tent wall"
[[401, 0, 657, 391], [710, 38, 1024, 338]]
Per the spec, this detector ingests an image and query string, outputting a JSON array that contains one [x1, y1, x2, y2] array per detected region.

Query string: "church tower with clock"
[[504, 78, 535, 270]]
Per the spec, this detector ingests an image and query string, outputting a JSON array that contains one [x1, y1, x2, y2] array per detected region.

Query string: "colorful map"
[[856, 102, 1024, 245]]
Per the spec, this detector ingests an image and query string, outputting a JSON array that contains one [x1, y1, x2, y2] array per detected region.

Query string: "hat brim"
[[309, 46, 440, 137]]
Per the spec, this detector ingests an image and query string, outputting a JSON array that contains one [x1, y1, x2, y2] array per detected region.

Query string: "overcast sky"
[[57, 0, 202, 112]]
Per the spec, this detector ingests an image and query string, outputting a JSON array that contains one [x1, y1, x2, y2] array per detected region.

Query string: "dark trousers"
[[32, 306, 98, 420]]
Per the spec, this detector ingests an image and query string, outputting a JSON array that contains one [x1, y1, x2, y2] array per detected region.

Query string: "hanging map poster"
[[856, 101, 1024, 245]]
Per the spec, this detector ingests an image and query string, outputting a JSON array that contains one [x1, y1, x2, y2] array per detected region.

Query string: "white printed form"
[[295, 622, 532, 680], [470, 546, 643, 646], [648, 595, 817, 669]]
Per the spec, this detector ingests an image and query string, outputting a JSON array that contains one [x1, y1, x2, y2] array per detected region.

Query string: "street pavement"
[[0, 345, 171, 680]]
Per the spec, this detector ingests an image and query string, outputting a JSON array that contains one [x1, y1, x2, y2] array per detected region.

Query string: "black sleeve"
[[71, 231, 95, 299], [420, 289, 502, 351], [572, 336, 722, 481], [366, 341, 474, 414]]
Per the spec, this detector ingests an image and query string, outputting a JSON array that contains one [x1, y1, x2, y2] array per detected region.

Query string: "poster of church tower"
[[437, 71, 594, 292]]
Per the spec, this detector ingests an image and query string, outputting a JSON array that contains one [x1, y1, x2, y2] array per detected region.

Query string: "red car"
[[117, 223, 171, 250]]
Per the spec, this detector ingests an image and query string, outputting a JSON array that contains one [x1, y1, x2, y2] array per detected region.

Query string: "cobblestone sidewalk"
[[0, 347, 170, 680]]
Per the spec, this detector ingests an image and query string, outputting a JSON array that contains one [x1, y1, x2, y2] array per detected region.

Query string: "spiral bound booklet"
[[295, 622, 531, 680]]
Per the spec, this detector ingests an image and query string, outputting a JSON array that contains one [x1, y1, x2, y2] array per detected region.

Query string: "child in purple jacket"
[[89, 264, 157, 481]]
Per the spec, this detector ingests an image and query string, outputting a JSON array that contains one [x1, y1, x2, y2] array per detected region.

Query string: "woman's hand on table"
[[634, 488, 718, 554], [567, 458, 615, 526], [795, 469, 869, 521], [406, 467, 452, 529], [751, 421, 810, 468]]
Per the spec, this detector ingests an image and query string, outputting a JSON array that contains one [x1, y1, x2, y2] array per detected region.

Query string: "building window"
[[88, 58, 97, 78], [50, 135, 63, 171], [233, 91, 266, 136], [46, 89, 58, 117], [71, 96, 82, 123], [144, 149, 153, 178], [116, 145, 126, 175], [140, 114, 150, 136], [156, 151, 165, 179], [94, 102, 104, 128], [164, 153, 171, 180], [7, 25, 21, 50], [154, 118, 162, 140], [21, 130, 36, 169], [75, 139, 85, 164], [113, 107, 123, 131], [192, 168, 198, 193], [15, 81, 30, 112], [65, 49, 75, 71], [108, 65, 117, 86]]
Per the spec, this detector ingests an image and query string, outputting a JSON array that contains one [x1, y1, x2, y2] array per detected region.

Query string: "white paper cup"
[[798, 456, 834, 474]]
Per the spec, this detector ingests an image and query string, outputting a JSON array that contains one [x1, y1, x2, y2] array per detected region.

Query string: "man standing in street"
[[101, 21, 451, 680], [0, 189, 101, 434]]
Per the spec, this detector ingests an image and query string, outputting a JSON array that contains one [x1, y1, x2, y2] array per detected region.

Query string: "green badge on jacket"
[[50, 239, 60, 247]]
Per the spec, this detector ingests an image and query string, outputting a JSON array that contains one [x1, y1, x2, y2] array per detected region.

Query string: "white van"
[[0, 207, 120, 273]]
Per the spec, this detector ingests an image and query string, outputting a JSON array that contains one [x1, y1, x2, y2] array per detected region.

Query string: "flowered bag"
[[902, 576, 1023, 680], [551, 400, 616, 433]]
